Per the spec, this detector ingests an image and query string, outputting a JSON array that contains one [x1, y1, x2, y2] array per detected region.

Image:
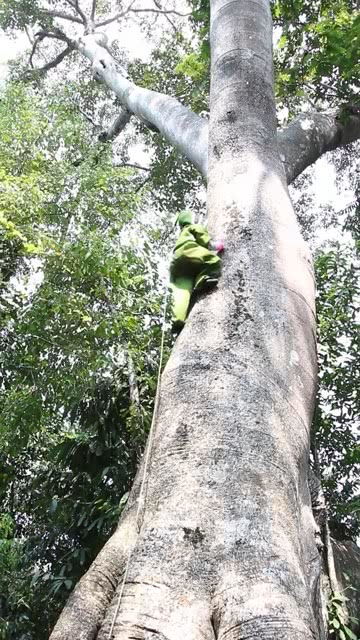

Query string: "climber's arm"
[[189, 224, 211, 248], [190, 225, 224, 253]]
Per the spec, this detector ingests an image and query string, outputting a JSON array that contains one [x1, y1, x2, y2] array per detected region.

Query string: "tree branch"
[[35, 27, 76, 47], [98, 109, 132, 142], [64, 0, 88, 26], [153, 0, 177, 31], [96, 4, 190, 27], [77, 37, 360, 184], [94, 0, 136, 28], [135, 175, 152, 192], [29, 34, 45, 68], [77, 36, 208, 176], [44, 9, 84, 24], [24, 25, 35, 46], [278, 107, 360, 184], [76, 105, 99, 128], [129, 7, 191, 17], [114, 162, 150, 171], [30, 45, 74, 75], [90, 0, 97, 22]]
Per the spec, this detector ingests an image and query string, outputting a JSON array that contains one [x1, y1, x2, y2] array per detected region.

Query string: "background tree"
[[0, 79, 167, 639]]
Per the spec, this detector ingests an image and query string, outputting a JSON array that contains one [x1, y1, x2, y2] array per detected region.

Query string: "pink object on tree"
[[214, 240, 224, 253]]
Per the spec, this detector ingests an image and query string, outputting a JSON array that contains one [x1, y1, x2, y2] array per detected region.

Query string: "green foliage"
[[314, 208, 359, 540], [328, 589, 359, 640], [0, 80, 167, 637], [0, 0, 42, 30], [272, 0, 360, 113], [175, 52, 207, 83], [188, 0, 210, 62], [129, 33, 206, 212], [0, 515, 34, 639]]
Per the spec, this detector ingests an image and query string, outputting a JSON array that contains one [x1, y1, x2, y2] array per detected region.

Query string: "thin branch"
[[90, 0, 97, 22], [64, 0, 88, 25], [44, 9, 84, 24], [31, 46, 74, 75], [67, 98, 99, 128], [96, 3, 190, 26], [27, 334, 63, 349], [114, 162, 150, 171], [95, 0, 136, 28], [135, 175, 152, 192], [77, 106, 98, 128], [34, 27, 76, 47], [130, 7, 191, 17], [29, 34, 45, 68], [153, 0, 177, 31], [24, 25, 35, 46], [98, 109, 132, 142]]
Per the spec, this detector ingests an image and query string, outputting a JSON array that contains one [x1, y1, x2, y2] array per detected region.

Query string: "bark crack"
[[282, 285, 317, 321], [132, 624, 170, 639]]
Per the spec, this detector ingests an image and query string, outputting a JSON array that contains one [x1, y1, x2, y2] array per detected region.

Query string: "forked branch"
[[29, 27, 76, 73], [94, 0, 136, 28], [154, 0, 177, 31], [64, 0, 88, 26], [34, 27, 76, 47], [26, 25, 360, 186]]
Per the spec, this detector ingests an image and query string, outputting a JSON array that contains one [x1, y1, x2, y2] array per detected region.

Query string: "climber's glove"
[[212, 240, 224, 253]]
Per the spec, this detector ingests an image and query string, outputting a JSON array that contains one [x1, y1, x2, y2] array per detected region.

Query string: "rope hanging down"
[[107, 210, 220, 638], [107, 288, 169, 640]]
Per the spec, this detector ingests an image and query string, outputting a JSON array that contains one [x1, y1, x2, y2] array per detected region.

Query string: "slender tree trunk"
[[50, 2, 330, 639]]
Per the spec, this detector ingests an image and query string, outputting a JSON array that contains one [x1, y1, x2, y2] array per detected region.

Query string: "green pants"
[[170, 243, 221, 326]]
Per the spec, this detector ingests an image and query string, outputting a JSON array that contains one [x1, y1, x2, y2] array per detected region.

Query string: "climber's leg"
[[170, 275, 194, 330], [193, 252, 221, 291]]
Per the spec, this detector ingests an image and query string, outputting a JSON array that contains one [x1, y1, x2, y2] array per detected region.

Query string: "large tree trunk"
[[205, 0, 322, 637], [50, 2, 339, 639]]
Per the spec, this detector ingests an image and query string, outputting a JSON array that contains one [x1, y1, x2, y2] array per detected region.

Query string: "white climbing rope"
[[107, 287, 169, 640]]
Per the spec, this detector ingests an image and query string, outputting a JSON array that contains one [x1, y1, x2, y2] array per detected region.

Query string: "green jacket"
[[174, 224, 210, 252]]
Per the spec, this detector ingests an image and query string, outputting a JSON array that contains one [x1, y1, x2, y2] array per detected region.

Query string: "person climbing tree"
[[170, 210, 224, 332]]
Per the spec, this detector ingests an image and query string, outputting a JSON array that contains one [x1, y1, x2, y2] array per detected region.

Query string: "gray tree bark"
[[98, 109, 132, 142], [278, 111, 360, 184], [205, 1, 322, 637], [49, 2, 359, 640], [333, 540, 360, 632], [77, 34, 209, 177]]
